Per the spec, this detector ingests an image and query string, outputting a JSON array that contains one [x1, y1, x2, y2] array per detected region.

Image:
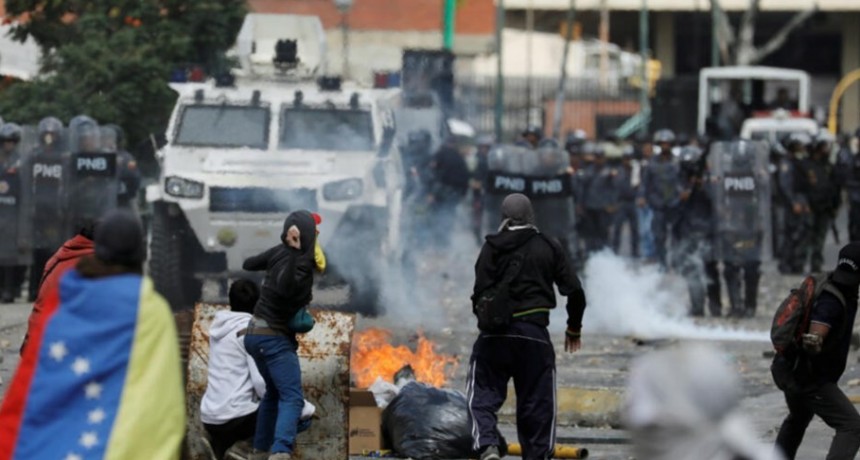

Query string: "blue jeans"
[[244, 334, 305, 454], [637, 205, 656, 260]]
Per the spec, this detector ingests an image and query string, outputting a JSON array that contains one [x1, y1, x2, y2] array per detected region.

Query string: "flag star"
[[49, 342, 68, 362], [65, 453, 82, 460], [88, 408, 106, 424], [71, 357, 90, 376], [79, 431, 98, 449], [84, 382, 102, 400]]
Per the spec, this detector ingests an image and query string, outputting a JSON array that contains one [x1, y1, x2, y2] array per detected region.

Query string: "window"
[[279, 107, 375, 152], [174, 105, 269, 149]]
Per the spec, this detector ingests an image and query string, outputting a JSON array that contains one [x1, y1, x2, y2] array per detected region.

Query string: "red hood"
[[55, 235, 95, 262]]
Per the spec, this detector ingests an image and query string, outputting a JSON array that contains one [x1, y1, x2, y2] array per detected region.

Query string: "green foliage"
[[0, 0, 246, 148]]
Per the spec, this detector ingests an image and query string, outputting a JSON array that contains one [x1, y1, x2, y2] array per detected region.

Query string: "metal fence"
[[455, 74, 643, 142]]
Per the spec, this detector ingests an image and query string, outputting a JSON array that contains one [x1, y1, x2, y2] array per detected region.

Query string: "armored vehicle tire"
[[149, 202, 202, 310]]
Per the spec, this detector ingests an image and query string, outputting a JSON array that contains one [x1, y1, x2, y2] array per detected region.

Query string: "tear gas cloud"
[[554, 251, 770, 342]]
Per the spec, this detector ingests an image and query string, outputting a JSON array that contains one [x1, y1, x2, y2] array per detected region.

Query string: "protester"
[[242, 210, 317, 460], [468, 193, 587, 460], [0, 209, 185, 459], [774, 243, 860, 459], [19, 221, 96, 355], [626, 345, 783, 460]]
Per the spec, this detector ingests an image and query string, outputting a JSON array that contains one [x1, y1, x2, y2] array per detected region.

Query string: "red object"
[[20, 235, 94, 355], [189, 66, 206, 83], [311, 213, 322, 225]]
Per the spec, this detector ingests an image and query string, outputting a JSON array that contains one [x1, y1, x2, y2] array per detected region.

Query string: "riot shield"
[[708, 140, 772, 263], [482, 144, 574, 245], [0, 159, 23, 264], [27, 129, 69, 250], [66, 150, 119, 235]]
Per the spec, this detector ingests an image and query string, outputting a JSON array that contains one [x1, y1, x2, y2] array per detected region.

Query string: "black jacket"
[[472, 227, 587, 331], [243, 211, 317, 334]]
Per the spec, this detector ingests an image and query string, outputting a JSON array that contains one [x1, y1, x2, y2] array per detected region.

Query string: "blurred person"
[[626, 345, 783, 460], [468, 193, 587, 460], [774, 243, 860, 460], [805, 133, 840, 273], [569, 137, 594, 266], [769, 87, 795, 111], [581, 145, 618, 253], [612, 146, 639, 257], [521, 125, 543, 148], [672, 146, 721, 317], [633, 132, 657, 261], [201, 279, 314, 460], [471, 135, 493, 244], [0, 209, 185, 459], [428, 135, 471, 248], [0, 122, 26, 303], [19, 221, 96, 356], [242, 211, 317, 460], [835, 129, 860, 241], [778, 133, 813, 275], [25, 117, 67, 302], [639, 129, 682, 269], [102, 124, 141, 210]]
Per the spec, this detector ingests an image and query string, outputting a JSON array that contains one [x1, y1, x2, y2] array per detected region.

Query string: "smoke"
[[571, 251, 769, 342]]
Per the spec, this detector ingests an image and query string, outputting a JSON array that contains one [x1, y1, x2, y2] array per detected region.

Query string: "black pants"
[[612, 202, 638, 258], [583, 208, 612, 253], [29, 248, 55, 301], [0, 265, 24, 301], [723, 261, 761, 317], [776, 383, 860, 460], [203, 411, 258, 460], [850, 201, 860, 243], [467, 321, 555, 460], [651, 209, 673, 268]]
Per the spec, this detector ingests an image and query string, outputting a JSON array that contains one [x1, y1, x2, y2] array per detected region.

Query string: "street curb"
[[499, 386, 624, 427]]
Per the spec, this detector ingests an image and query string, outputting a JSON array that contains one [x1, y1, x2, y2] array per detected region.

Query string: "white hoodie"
[[200, 311, 265, 425]]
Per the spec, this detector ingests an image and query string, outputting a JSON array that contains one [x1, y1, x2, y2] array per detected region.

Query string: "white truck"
[[146, 15, 410, 313]]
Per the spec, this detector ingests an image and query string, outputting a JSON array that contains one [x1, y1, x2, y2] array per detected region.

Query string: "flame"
[[351, 328, 458, 388]]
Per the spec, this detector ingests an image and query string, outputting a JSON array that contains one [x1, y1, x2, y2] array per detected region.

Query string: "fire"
[[351, 328, 459, 388]]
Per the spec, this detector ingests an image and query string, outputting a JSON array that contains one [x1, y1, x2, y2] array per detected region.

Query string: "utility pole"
[[443, 0, 456, 50], [526, 0, 534, 127], [334, 0, 354, 78], [494, 0, 505, 141], [639, 0, 650, 135], [552, 0, 576, 139]]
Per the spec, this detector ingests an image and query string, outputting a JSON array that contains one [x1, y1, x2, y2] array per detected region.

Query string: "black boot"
[[705, 261, 722, 317], [743, 262, 761, 318], [724, 263, 744, 317]]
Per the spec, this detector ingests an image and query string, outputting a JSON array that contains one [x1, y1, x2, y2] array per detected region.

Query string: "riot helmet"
[[522, 125, 543, 147], [102, 123, 126, 151], [812, 130, 835, 155], [785, 132, 812, 154], [653, 129, 676, 146], [565, 130, 587, 149], [679, 146, 704, 175], [0, 122, 23, 144], [37, 116, 64, 146], [68, 115, 101, 153]]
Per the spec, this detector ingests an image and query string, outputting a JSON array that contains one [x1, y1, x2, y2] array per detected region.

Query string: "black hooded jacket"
[[242, 210, 317, 334], [472, 227, 587, 331]]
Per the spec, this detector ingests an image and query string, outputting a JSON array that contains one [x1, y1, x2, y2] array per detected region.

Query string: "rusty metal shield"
[[185, 303, 355, 460]]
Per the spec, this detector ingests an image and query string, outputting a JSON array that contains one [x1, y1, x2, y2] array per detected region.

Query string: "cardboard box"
[[349, 389, 382, 455]]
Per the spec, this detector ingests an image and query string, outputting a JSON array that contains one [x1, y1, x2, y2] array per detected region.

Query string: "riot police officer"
[[836, 129, 860, 242], [428, 134, 471, 248], [102, 124, 141, 210], [639, 129, 682, 268], [65, 115, 118, 241], [806, 132, 840, 273], [673, 146, 720, 316], [25, 117, 67, 301], [778, 133, 813, 275], [612, 146, 639, 258], [581, 145, 617, 252], [522, 125, 543, 148], [471, 135, 493, 244], [0, 123, 26, 303]]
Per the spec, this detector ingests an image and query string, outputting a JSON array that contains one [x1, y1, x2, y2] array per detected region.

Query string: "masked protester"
[[468, 193, 587, 460], [241, 211, 317, 460]]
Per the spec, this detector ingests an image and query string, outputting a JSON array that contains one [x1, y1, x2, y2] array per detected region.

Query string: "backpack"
[[474, 248, 527, 333], [771, 273, 846, 355]]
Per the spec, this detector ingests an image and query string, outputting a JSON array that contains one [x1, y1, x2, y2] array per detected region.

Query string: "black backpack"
[[474, 247, 527, 333]]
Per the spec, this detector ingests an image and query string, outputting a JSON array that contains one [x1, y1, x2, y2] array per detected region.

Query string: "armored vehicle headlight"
[[323, 178, 363, 201], [165, 176, 205, 199]]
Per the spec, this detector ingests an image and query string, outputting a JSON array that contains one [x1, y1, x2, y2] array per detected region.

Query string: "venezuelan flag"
[[0, 271, 185, 460]]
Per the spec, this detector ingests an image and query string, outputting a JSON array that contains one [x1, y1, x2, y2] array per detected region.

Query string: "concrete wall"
[[842, 12, 860, 134]]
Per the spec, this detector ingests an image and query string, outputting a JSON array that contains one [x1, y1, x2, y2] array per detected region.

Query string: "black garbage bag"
[[381, 382, 476, 460]]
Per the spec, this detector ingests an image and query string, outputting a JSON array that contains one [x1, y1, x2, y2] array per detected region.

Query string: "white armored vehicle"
[[147, 15, 403, 312]]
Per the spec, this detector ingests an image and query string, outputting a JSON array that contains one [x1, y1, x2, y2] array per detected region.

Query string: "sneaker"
[[480, 445, 502, 460], [268, 453, 292, 460]]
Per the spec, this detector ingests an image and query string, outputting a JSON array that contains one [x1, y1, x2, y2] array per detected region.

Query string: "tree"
[[0, 0, 246, 148], [710, 0, 818, 66]]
